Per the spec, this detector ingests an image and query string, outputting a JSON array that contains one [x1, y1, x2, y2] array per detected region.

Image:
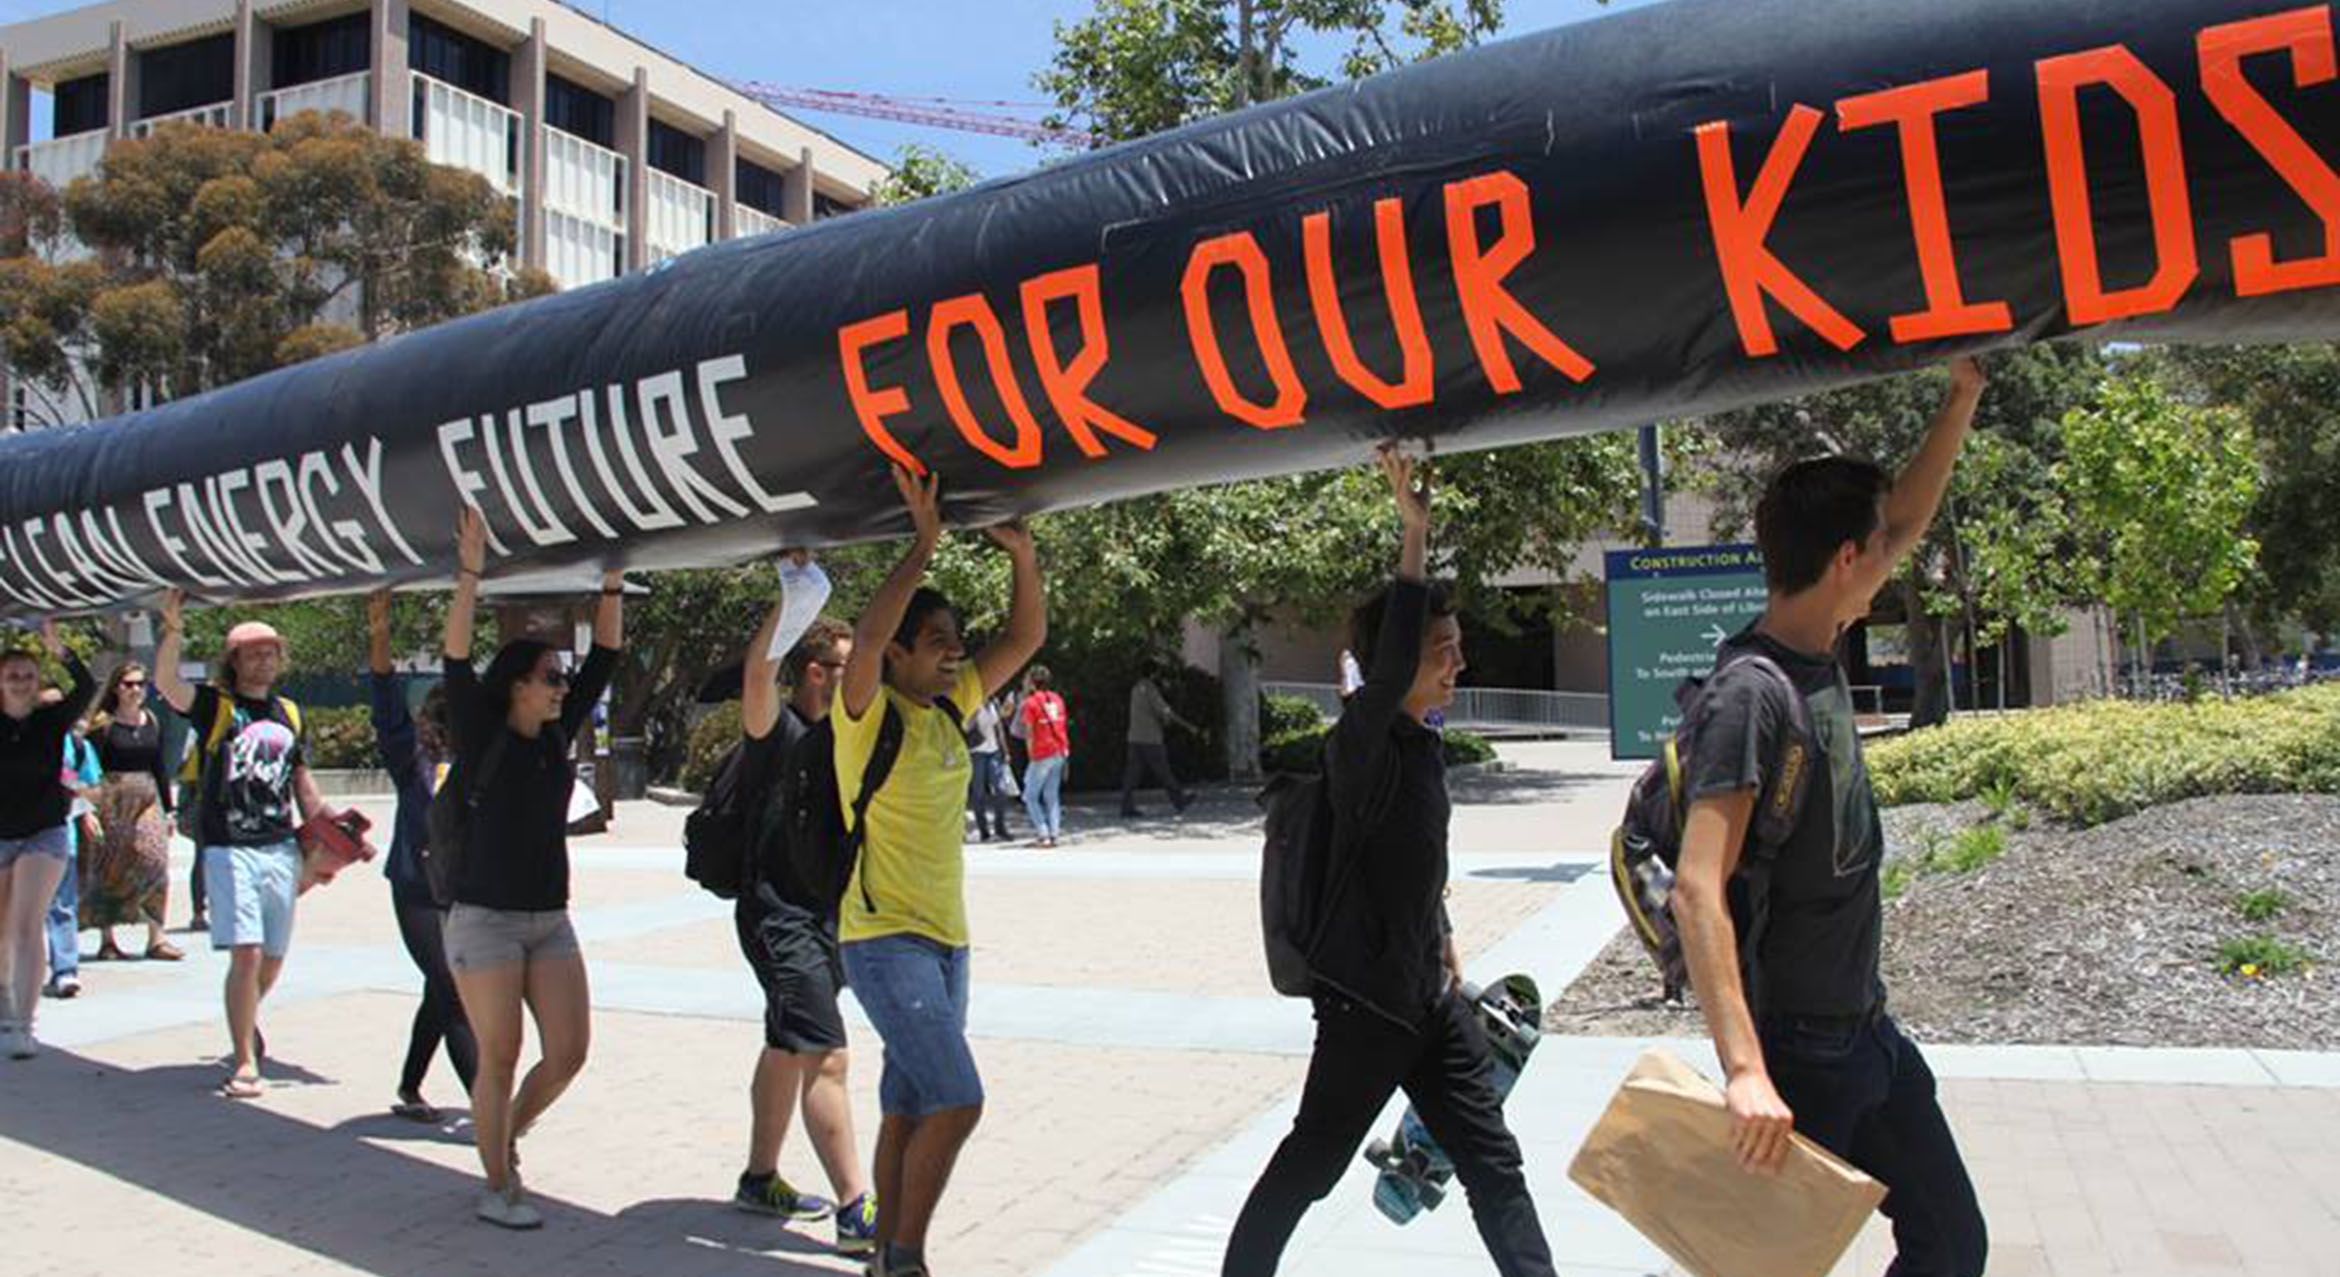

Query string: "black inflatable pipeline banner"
[[2, 0, 2338, 619]]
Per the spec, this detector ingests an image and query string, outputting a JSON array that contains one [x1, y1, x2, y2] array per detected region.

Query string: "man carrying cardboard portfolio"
[[1646, 360, 1991, 1277]]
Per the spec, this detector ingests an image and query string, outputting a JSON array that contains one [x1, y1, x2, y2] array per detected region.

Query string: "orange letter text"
[[2037, 45, 2198, 325], [1836, 70, 2014, 342], [1305, 198, 1435, 410], [1695, 107, 1868, 357], [1442, 172, 1594, 392], [1020, 264, 1157, 458], [838, 310, 923, 475], [2201, 7, 2340, 296], [1181, 231, 1308, 430]]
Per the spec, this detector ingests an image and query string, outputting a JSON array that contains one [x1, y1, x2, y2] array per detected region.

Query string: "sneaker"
[[476, 1184, 543, 1230], [1, 1024, 29, 1060], [46, 975, 80, 1000], [734, 1171, 834, 1221], [834, 1193, 878, 1255]]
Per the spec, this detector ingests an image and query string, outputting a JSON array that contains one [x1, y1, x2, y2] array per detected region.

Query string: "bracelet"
[[600, 586, 624, 596], [457, 568, 481, 580]]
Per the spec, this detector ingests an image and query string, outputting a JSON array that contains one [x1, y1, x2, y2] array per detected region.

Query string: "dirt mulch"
[[1547, 794, 2340, 1050]]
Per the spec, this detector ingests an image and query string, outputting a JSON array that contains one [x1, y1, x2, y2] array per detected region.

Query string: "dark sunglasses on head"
[[535, 668, 572, 688]]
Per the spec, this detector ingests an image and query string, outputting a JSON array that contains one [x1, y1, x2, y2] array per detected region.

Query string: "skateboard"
[[1360, 972, 1542, 1225]]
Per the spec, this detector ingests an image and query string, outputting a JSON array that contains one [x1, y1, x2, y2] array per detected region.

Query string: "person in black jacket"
[[1223, 447, 1555, 1277], [367, 589, 477, 1124], [440, 508, 624, 1230], [0, 622, 96, 1061]]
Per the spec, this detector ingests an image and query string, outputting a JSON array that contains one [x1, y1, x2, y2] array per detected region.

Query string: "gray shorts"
[[444, 904, 581, 973]]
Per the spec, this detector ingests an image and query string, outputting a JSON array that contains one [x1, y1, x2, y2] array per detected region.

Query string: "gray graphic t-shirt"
[[1682, 625, 1883, 1018]]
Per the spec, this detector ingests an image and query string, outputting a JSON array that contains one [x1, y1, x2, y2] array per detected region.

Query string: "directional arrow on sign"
[[1701, 624, 1730, 647]]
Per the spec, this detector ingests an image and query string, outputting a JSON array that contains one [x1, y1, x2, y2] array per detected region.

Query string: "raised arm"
[[842, 467, 943, 721], [1675, 788, 1794, 1176], [742, 597, 785, 740], [444, 507, 486, 662], [1344, 446, 1433, 725], [152, 590, 196, 717], [593, 569, 624, 651], [1879, 357, 1985, 565], [973, 521, 1047, 702], [366, 590, 421, 786]]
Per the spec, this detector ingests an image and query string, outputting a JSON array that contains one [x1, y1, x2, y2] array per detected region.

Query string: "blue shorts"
[[842, 933, 982, 1117], [0, 825, 70, 872], [205, 841, 301, 958]]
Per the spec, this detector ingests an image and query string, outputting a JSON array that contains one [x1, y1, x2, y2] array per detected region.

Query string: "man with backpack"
[[1225, 446, 1555, 1277], [725, 607, 877, 1252], [1671, 358, 1987, 1276], [833, 467, 1048, 1277], [154, 592, 326, 1099]]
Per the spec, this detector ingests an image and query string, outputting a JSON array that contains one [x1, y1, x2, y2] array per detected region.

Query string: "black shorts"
[[736, 886, 849, 1053]]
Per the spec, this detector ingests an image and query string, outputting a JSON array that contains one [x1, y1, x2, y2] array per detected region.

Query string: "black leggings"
[[393, 894, 479, 1098]]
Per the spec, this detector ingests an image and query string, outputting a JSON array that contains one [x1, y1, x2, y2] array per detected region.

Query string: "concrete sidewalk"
[[5, 740, 2337, 1277]]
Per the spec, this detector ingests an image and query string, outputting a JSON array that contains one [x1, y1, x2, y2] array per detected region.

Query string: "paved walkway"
[[3, 740, 2336, 1276]]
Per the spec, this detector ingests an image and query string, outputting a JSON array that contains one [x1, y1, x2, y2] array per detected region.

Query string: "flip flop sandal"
[[392, 1100, 445, 1124], [220, 1075, 263, 1100], [144, 942, 185, 961]]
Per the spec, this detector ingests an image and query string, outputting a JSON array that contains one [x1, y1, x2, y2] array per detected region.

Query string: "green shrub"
[[2217, 933, 2310, 977], [1261, 693, 1327, 741], [1258, 723, 1498, 775], [1868, 684, 2340, 826], [299, 705, 377, 770], [2238, 888, 2290, 924], [1936, 824, 2006, 874], [682, 702, 743, 793], [1443, 728, 1498, 767]]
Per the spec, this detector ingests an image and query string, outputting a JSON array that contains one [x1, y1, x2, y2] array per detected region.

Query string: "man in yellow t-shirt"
[[834, 467, 1048, 1277]]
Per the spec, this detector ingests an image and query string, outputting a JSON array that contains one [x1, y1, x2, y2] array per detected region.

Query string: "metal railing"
[[257, 71, 370, 132], [1262, 681, 1609, 732], [543, 127, 626, 226], [129, 101, 235, 138]]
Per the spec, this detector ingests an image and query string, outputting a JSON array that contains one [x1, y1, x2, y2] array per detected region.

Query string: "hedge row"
[[1867, 684, 2340, 827]]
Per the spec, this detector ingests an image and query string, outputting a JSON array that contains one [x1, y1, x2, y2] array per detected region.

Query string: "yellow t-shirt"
[[834, 666, 983, 946]]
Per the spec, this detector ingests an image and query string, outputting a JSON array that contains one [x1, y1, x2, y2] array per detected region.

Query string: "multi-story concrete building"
[[1, 0, 886, 356]]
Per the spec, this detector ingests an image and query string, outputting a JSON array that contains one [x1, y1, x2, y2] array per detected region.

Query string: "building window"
[[139, 34, 236, 120], [814, 191, 856, 220], [647, 120, 704, 185], [737, 158, 787, 217], [409, 14, 509, 104], [53, 75, 108, 135], [546, 74, 614, 148], [273, 13, 369, 90]]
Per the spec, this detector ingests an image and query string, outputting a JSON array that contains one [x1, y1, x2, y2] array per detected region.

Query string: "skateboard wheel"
[[1363, 1138, 1393, 1168]]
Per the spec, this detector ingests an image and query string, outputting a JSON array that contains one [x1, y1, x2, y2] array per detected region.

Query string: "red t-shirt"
[[1020, 691, 1070, 759]]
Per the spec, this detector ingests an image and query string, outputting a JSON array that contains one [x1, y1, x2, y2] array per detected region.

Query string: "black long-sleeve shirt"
[[0, 654, 97, 838], [1311, 579, 1452, 1032], [441, 646, 618, 911]]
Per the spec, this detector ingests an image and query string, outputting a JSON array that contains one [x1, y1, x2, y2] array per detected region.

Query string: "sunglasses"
[[121, 679, 147, 689], [533, 668, 572, 689]]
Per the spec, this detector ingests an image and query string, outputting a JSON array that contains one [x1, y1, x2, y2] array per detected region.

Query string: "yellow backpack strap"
[[178, 692, 234, 782]]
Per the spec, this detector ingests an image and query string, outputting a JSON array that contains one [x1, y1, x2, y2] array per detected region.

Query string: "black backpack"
[[772, 695, 960, 918], [1257, 737, 1394, 997], [423, 726, 560, 908], [1609, 652, 1814, 1003], [684, 737, 781, 900]]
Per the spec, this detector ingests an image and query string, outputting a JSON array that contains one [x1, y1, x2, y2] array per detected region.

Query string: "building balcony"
[[733, 203, 789, 240], [544, 127, 626, 228], [256, 71, 371, 132], [128, 100, 235, 138], [15, 127, 108, 191], [412, 73, 519, 198], [643, 166, 714, 264]]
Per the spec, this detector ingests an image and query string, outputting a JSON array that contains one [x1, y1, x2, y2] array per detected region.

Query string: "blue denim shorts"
[[0, 825, 70, 872], [205, 841, 301, 958], [842, 933, 982, 1117]]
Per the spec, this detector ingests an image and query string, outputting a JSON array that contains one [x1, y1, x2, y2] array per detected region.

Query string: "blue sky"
[[3, 0, 1665, 175]]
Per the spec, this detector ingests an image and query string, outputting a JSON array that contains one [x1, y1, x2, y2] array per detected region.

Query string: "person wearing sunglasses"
[[438, 507, 623, 1230], [81, 662, 183, 964]]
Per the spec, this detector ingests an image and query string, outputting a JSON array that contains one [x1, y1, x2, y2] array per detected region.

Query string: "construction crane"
[[735, 83, 1098, 149]]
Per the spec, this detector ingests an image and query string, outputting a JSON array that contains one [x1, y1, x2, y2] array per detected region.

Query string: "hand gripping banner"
[[3, 0, 2338, 617]]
